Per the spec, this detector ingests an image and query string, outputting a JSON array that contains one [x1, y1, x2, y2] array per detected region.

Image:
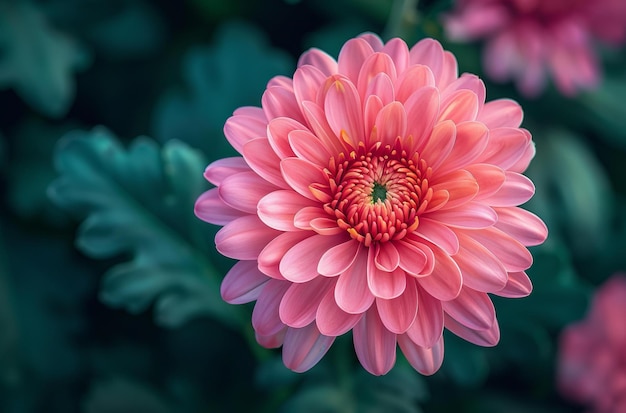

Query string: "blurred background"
[[1, 0, 625, 412]]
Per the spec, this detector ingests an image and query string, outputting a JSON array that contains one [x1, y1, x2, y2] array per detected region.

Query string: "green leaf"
[[48, 126, 245, 328], [152, 20, 293, 157], [0, 0, 90, 117]]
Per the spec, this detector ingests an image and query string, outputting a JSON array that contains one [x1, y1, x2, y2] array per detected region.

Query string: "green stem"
[[383, 0, 420, 41]]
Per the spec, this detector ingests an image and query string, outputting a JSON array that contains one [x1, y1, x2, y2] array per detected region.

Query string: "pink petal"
[[221, 260, 268, 304], [203, 157, 249, 186], [363, 95, 385, 146], [243, 138, 289, 188], [310, 217, 344, 236], [426, 201, 497, 228], [444, 314, 500, 346], [316, 288, 362, 336], [417, 243, 462, 301], [219, 171, 278, 213], [194, 188, 246, 225], [436, 121, 489, 175], [398, 334, 444, 375], [258, 231, 311, 279], [256, 329, 286, 349], [442, 74, 485, 105], [430, 170, 479, 210], [357, 52, 397, 98], [297, 48, 338, 75], [494, 206, 548, 246], [268, 75, 293, 89], [337, 37, 375, 83], [301, 101, 346, 154], [282, 323, 335, 373], [279, 234, 345, 283], [405, 287, 444, 348], [257, 190, 316, 231], [381, 37, 410, 73], [488, 171, 535, 207], [215, 215, 281, 260], [438, 89, 479, 124], [281, 157, 326, 200], [262, 86, 305, 124], [358, 33, 384, 51], [478, 98, 523, 129], [223, 110, 267, 154], [466, 164, 506, 200], [252, 280, 290, 336], [411, 218, 459, 255], [374, 101, 407, 148], [335, 248, 375, 314], [376, 277, 419, 333], [364, 73, 394, 107], [438, 51, 459, 90], [442, 287, 496, 331], [288, 129, 332, 166], [318, 239, 361, 277], [463, 227, 533, 272], [374, 242, 401, 272], [478, 127, 530, 170], [294, 206, 331, 230], [452, 230, 508, 293], [409, 38, 445, 83], [267, 117, 306, 159], [353, 306, 397, 376], [279, 277, 334, 328], [420, 120, 455, 170], [368, 248, 406, 299], [495, 270, 533, 298], [508, 133, 535, 173], [324, 77, 364, 146], [395, 240, 428, 276], [395, 65, 436, 103]]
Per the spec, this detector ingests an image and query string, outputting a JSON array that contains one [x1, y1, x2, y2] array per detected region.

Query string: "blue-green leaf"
[[152, 20, 293, 157], [48, 126, 245, 328], [0, 0, 90, 117]]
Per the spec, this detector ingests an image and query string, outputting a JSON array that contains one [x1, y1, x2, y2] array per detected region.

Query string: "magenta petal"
[[335, 248, 375, 314], [204, 157, 249, 186], [398, 334, 444, 376], [282, 323, 335, 373], [494, 206, 548, 246], [318, 239, 360, 277], [281, 157, 326, 201], [406, 287, 444, 348], [280, 234, 345, 283], [194, 188, 246, 225], [442, 287, 495, 331], [376, 278, 419, 334], [215, 215, 281, 260], [417, 243, 462, 301], [495, 271, 533, 298], [252, 280, 290, 336], [353, 306, 397, 376], [257, 190, 316, 231], [221, 260, 268, 304], [445, 314, 500, 347], [316, 288, 362, 336], [368, 248, 406, 299], [279, 277, 334, 328]]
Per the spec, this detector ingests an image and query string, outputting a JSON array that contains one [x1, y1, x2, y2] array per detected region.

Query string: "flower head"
[[443, 0, 626, 96], [557, 275, 626, 413], [195, 34, 548, 376]]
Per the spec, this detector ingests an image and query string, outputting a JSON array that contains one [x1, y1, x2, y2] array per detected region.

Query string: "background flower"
[[443, 0, 626, 96], [557, 275, 626, 413], [195, 33, 547, 376]]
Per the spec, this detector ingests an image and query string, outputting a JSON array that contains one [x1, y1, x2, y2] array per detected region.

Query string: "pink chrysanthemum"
[[443, 0, 626, 96], [195, 34, 547, 376], [557, 275, 626, 413]]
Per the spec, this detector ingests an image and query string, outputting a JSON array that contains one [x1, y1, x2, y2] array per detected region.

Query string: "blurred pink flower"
[[443, 0, 626, 96], [558, 275, 626, 413], [195, 34, 547, 376]]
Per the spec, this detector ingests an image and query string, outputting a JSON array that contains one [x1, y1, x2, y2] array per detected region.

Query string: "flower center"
[[319, 142, 433, 247]]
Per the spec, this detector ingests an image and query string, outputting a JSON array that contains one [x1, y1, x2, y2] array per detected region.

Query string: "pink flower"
[[557, 275, 626, 413], [443, 0, 626, 96], [195, 34, 548, 376]]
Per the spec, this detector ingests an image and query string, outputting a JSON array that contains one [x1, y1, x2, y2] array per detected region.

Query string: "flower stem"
[[383, 0, 420, 41]]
